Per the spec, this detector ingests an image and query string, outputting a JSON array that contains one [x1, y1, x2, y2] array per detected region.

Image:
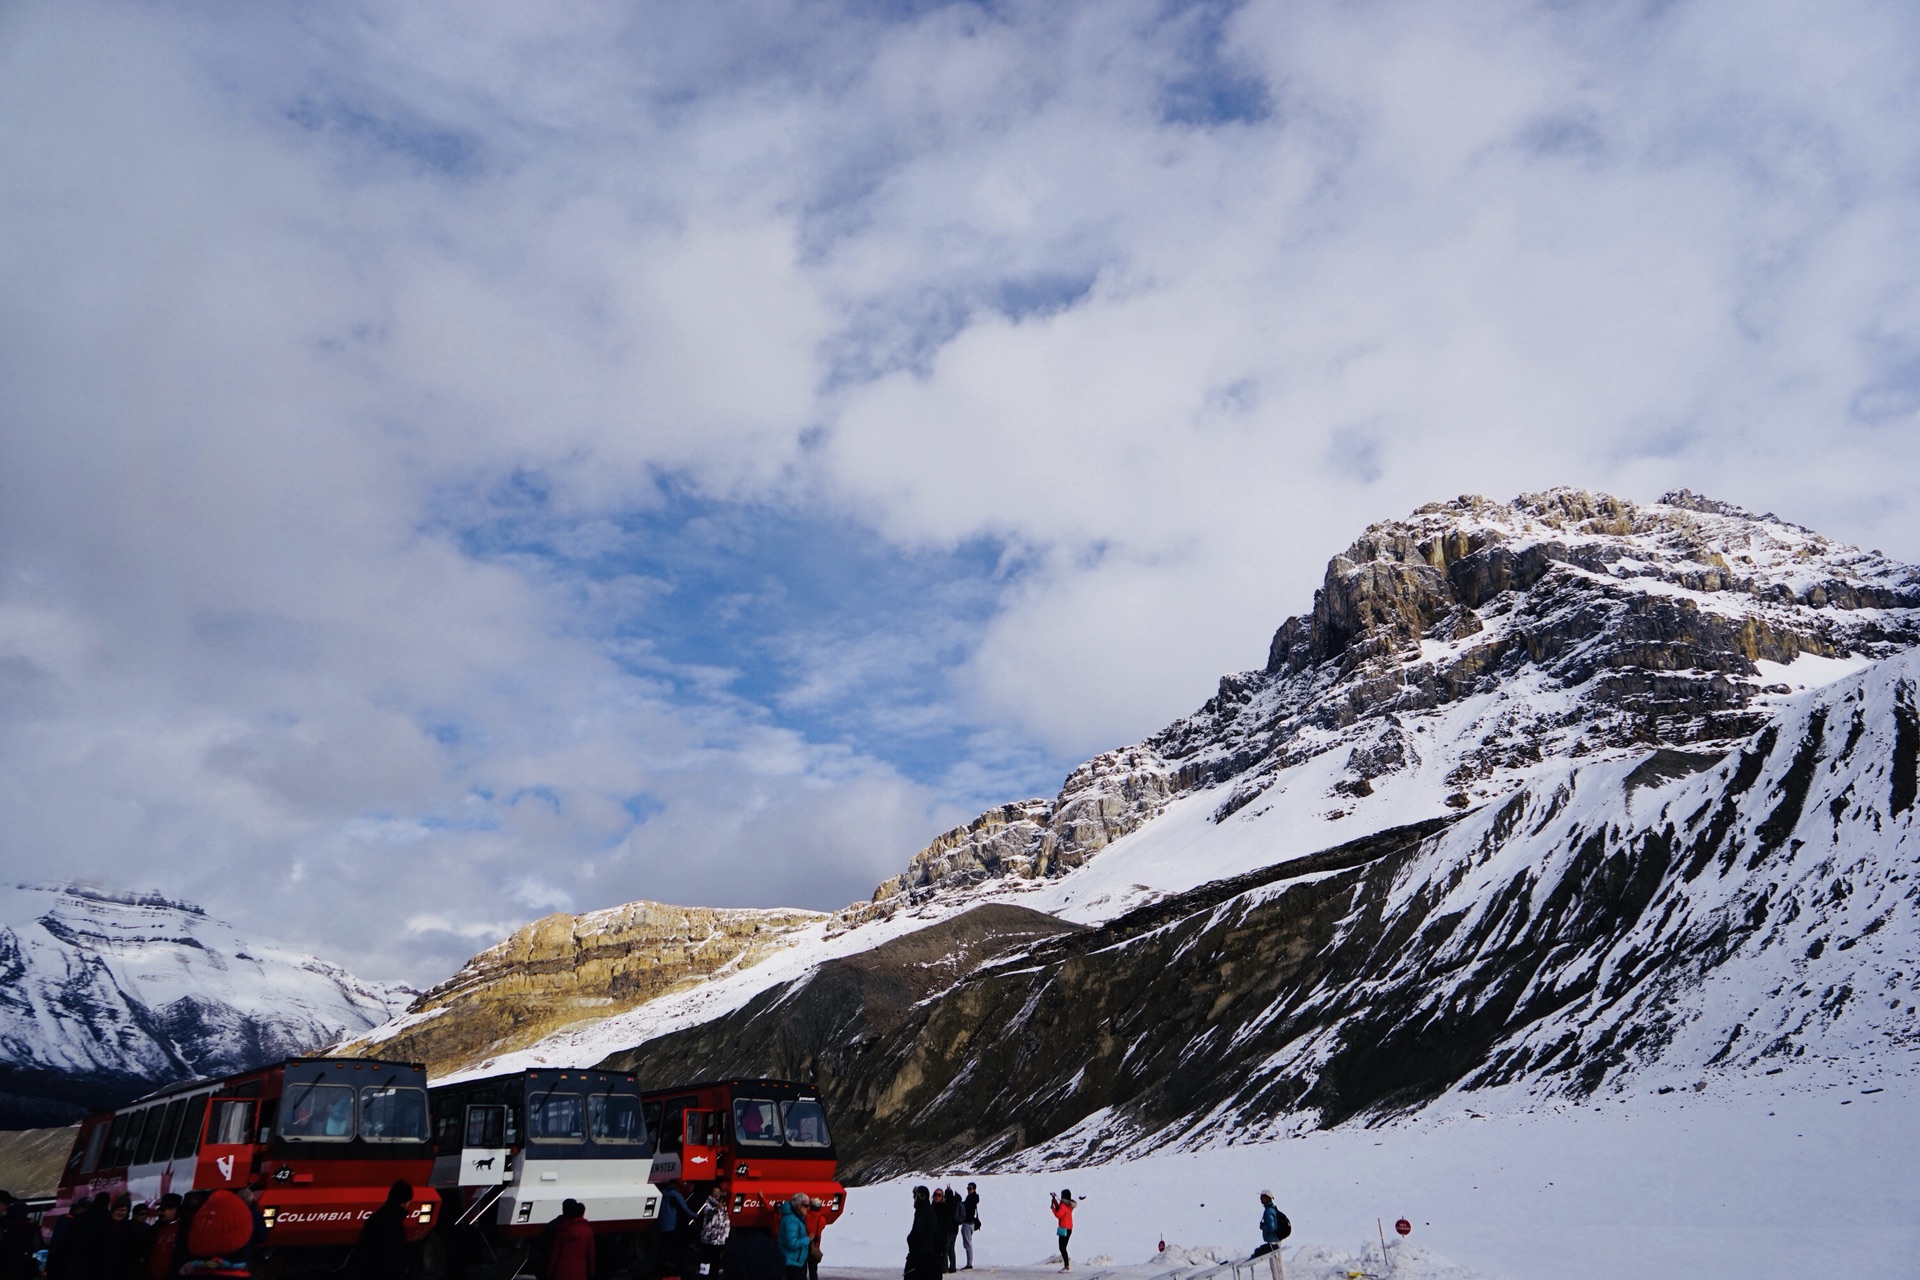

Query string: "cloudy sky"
[[4, 0, 1920, 983]]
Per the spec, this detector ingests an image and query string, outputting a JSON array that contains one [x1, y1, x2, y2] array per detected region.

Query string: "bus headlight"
[[415, 1203, 434, 1224], [261, 1208, 278, 1230]]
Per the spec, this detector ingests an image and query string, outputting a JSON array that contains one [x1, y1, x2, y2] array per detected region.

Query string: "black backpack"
[[1274, 1212, 1291, 1242]]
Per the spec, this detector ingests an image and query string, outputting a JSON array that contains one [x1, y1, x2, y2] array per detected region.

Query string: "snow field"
[[823, 1077, 1920, 1280]]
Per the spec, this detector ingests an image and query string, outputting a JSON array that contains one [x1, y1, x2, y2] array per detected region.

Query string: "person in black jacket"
[[933, 1189, 959, 1275], [355, 1181, 413, 1280], [0, 1193, 39, 1280], [903, 1187, 942, 1280], [958, 1185, 979, 1272]]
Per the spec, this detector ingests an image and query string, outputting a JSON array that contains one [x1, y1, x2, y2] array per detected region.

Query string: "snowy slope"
[[410, 490, 1920, 1097], [0, 883, 412, 1123]]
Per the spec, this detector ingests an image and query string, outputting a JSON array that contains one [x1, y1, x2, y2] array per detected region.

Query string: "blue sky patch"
[[445, 473, 1070, 808]]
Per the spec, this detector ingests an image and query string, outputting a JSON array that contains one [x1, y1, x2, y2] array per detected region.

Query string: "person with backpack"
[[1253, 1191, 1290, 1280], [958, 1184, 979, 1271], [1048, 1190, 1075, 1272]]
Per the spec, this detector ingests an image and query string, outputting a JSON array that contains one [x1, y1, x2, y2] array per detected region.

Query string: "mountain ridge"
[[0, 882, 413, 1126], [347, 487, 1920, 1166]]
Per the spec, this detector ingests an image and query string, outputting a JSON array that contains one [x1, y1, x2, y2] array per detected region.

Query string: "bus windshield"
[[527, 1093, 584, 1142], [780, 1099, 832, 1148], [732, 1099, 784, 1147], [281, 1085, 356, 1141], [588, 1095, 644, 1144], [361, 1087, 430, 1142]]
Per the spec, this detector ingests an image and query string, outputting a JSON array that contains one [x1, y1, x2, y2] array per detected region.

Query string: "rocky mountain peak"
[[346, 487, 1920, 1086], [877, 488, 1920, 909]]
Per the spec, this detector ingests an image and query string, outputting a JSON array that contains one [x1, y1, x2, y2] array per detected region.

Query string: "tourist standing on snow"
[[803, 1195, 828, 1280], [905, 1187, 943, 1280], [1253, 1191, 1290, 1280], [355, 1181, 414, 1280], [0, 1193, 36, 1280], [1049, 1190, 1076, 1271], [777, 1194, 810, 1280], [934, 1187, 959, 1272], [959, 1183, 979, 1271], [660, 1180, 697, 1274], [545, 1201, 596, 1280]]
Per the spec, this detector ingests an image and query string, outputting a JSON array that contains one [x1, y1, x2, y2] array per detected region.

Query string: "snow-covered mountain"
[[0, 883, 413, 1126], [352, 488, 1920, 1180]]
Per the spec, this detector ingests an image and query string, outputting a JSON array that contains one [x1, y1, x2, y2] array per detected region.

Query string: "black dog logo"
[[473, 1157, 496, 1171]]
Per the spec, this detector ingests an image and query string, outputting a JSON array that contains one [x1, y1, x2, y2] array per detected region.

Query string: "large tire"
[[415, 1231, 449, 1280], [596, 1231, 643, 1280], [626, 1232, 658, 1280]]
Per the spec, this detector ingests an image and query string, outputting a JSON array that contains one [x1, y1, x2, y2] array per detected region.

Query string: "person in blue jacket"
[[777, 1194, 811, 1280], [1254, 1191, 1290, 1278]]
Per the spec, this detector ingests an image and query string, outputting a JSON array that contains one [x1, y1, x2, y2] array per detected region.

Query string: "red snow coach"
[[640, 1080, 844, 1234], [54, 1057, 442, 1273]]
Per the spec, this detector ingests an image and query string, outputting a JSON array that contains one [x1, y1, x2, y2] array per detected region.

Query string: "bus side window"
[[107, 1111, 137, 1168], [174, 1096, 209, 1160], [465, 1105, 506, 1148], [209, 1099, 256, 1146], [641, 1102, 662, 1148], [82, 1120, 107, 1174], [659, 1105, 684, 1153], [152, 1100, 186, 1163], [134, 1106, 167, 1165]]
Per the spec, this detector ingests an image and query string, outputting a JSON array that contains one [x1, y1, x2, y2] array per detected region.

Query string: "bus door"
[[680, 1110, 722, 1182], [197, 1098, 256, 1188], [460, 1105, 511, 1185]]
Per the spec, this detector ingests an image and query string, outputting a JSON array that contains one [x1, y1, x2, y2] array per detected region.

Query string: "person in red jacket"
[[545, 1200, 596, 1280], [1049, 1190, 1076, 1272]]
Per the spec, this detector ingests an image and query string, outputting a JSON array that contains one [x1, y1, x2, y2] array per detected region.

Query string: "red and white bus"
[[54, 1057, 442, 1270], [426, 1066, 660, 1271], [640, 1080, 844, 1234]]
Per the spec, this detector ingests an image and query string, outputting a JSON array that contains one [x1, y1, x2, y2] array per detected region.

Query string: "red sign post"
[[1395, 1219, 1411, 1237]]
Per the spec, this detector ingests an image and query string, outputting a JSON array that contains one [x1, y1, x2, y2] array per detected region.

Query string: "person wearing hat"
[[1254, 1191, 1290, 1280]]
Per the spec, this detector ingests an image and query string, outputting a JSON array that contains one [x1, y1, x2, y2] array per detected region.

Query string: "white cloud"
[[4, 0, 1920, 981]]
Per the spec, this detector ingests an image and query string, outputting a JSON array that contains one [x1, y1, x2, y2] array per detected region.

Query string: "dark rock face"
[[606, 658, 1920, 1180]]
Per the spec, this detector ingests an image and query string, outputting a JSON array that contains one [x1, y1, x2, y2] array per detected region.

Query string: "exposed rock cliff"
[[344, 900, 823, 1076], [860, 746, 1177, 916]]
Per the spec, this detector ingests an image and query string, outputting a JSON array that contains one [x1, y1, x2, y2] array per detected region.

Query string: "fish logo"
[[217, 1155, 235, 1182]]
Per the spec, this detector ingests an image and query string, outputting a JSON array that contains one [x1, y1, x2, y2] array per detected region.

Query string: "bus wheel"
[[416, 1230, 449, 1280], [627, 1232, 657, 1280], [595, 1231, 640, 1280]]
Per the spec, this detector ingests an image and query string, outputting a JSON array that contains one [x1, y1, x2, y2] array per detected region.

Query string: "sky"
[[4, 0, 1920, 984]]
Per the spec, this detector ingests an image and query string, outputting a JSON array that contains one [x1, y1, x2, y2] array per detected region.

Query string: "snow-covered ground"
[[822, 1069, 1920, 1280]]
